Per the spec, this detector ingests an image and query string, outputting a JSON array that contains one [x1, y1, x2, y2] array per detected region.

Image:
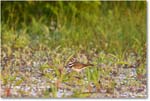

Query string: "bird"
[[67, 61, 94, 73]]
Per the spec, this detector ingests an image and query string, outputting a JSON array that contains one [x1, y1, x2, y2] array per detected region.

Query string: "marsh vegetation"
[[1, 1, 147, 98]]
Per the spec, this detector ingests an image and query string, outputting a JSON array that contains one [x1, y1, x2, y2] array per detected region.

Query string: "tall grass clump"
[[1, 1, 146, 56]]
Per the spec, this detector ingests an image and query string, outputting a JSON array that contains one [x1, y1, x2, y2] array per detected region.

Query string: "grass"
[[2, 2, 146, 54], [1, 1, 146, 98]]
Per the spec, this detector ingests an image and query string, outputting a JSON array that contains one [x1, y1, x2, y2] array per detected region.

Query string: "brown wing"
[[72, 62, 94, 69], [72, 62, 84, 69]]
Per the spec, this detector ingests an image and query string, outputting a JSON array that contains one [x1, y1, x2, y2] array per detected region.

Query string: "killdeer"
[[67, 61, 94, 73]]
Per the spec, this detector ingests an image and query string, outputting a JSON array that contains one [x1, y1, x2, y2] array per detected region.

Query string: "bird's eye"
[[68, 63, 73, 67]]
